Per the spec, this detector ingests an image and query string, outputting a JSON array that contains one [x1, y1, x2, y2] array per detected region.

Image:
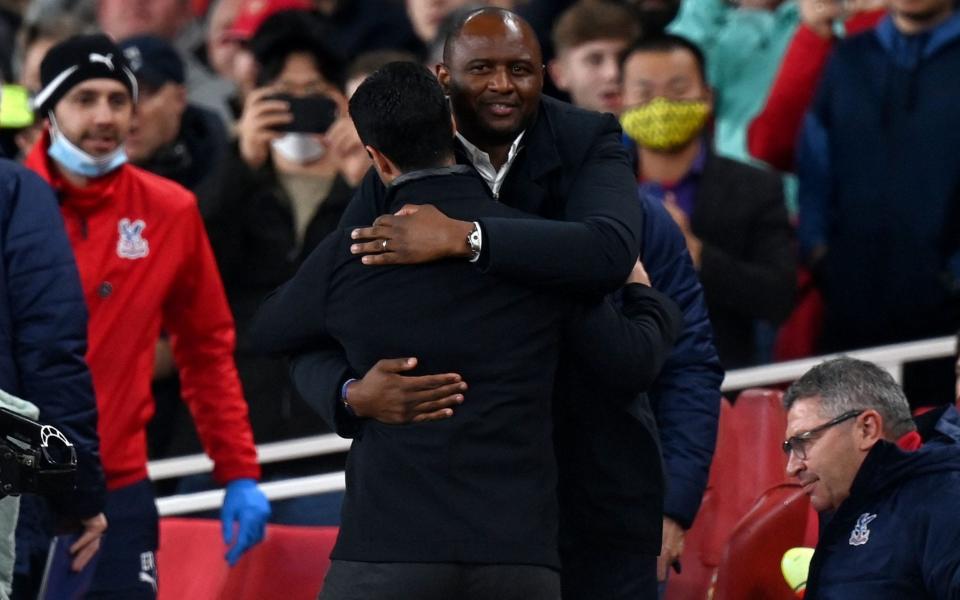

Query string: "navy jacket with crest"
[[806, 407, 960, 599]]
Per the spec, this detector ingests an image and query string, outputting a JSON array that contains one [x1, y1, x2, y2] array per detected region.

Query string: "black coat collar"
[[521, 97, 563, 181], [452, 97, 564, 182]]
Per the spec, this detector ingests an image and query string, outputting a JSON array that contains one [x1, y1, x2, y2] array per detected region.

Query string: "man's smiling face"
[[52, 79, 133, 156], [438, 11, 543, 148]]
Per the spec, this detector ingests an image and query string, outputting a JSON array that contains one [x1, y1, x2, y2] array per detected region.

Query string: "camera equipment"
[[0, 407, 76, 498], [269, 93, 339, 134]]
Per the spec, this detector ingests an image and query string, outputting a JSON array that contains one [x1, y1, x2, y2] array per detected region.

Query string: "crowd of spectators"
[[0, 0, 957, 595]]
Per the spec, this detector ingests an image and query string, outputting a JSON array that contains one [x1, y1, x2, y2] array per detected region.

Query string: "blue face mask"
[[47, 113, 127, 178]]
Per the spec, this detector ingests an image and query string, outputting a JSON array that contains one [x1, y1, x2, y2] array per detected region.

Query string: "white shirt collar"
[[456, 131, 525, 199]]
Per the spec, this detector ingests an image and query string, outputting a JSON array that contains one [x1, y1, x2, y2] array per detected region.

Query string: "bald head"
[[437, 6, 543, 152], [443, 8, 542, 66]]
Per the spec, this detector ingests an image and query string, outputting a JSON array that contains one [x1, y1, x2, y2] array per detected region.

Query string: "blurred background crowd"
[[0, 0, 957, 529]]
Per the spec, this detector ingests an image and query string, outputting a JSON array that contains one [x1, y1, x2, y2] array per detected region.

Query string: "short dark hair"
[[251, 10, 344, 90], [348, 61, 455, 173], [619, 33, 708, 86], [552, 1, 639, 54]]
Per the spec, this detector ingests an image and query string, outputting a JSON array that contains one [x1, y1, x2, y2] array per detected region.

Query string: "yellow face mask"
[[620, 97, 710, 152]]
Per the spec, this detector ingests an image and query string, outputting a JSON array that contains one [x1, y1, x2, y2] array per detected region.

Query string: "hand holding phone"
[[237, 86, 293, 169], [266, 93, 340, 134]]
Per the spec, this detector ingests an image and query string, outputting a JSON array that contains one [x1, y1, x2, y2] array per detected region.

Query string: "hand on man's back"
[[345, 357, 468, 423], [350, 205, 474, 265]]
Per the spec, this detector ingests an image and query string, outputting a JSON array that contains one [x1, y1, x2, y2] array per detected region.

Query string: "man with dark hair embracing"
[[251, 60, 681, 599]]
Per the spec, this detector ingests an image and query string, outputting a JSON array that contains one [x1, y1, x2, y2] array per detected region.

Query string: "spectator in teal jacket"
[[668, 0, 799, 162]]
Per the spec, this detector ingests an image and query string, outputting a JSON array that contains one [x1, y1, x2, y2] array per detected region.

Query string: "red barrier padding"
[[158, 517, 339, 600]]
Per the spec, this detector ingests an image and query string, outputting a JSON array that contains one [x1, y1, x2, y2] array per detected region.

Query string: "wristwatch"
[[466, 221, 482, 262]]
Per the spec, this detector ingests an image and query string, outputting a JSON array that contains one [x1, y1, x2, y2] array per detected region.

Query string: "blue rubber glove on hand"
[[221, 478, 270, 566]]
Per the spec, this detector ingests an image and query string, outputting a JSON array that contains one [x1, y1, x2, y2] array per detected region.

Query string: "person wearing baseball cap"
[[224, 0, 313, 102], [225, 0, 313, 42], [120, 35, 228, 194], [17, 33, 269, 599]]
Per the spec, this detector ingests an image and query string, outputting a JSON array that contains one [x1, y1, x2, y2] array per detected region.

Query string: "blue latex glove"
[[220, 478, 270, 566]]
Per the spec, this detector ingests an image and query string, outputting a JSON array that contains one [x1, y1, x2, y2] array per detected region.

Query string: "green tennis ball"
[[782, 547, 814, 596]]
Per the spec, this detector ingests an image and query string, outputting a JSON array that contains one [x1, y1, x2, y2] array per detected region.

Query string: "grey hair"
[[783, 357, 915, 438]]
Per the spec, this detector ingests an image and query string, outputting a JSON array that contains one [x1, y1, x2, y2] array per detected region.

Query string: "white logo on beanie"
[[89, 52, 115, 71]]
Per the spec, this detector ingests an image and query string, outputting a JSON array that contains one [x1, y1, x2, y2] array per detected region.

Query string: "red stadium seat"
[[713, 483, 811, 600], [157, 518, 230, 599], [667, 389, 790, 600], [158, 518, 338, 600]]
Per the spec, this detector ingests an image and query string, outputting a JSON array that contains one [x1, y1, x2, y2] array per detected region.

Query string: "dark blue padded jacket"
[[0, 159, 104, 518], [806, 409, 960, 599], [638, 192, 724, 528]]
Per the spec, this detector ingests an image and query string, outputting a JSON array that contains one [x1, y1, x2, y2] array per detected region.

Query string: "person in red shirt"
[[747, 0, 886, 171], [17, 34, 269, 599]]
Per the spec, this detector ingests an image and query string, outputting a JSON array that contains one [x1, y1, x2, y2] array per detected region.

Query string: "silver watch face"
[[468, 226, 481, 253]]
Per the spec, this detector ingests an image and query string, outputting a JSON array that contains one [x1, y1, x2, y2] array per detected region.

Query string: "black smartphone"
[[269, 93, 339, 134]]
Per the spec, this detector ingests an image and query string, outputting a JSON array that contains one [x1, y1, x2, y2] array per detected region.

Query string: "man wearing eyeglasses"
[[782, 357, 960, 598]]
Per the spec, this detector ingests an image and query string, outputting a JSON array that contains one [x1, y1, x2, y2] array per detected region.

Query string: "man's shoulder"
[[182, 103, 227, 139], [528, 96, 625, 176], [123, 164, 198, 212], [830, 28, 885, 66], [0, 158, 44, 200], [0, 157, 30, 183], [864, 444, 960, 514], [537, 96, 620, 140], [308, 226, 354, 271], [0, 158, 59, 223], [906, 444, 960, 485], [705, 153, 782, 191]]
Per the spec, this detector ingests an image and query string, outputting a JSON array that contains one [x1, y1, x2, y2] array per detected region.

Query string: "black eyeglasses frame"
[[782, 409, 865, 460]]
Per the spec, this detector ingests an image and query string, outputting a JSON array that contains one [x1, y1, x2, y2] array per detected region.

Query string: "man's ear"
[[436, 63, 451, 94], [855, 410, 885, 451], [365, 144, 398, 182]]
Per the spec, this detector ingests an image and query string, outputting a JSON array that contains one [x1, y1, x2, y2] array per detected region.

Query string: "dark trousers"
[[559, 536, 658, 600], [319, 560, 560, 600], [87, 480, 159, 599], [13, 480, 158, 600]]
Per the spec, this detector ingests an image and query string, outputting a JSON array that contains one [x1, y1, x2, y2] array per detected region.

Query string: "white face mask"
[[271, 133, 325, 165]]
